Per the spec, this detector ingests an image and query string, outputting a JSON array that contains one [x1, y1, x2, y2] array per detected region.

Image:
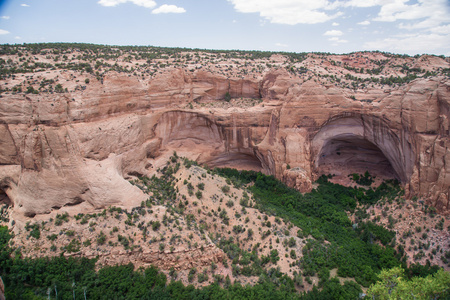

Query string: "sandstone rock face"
[[1, 56, 449, 215]]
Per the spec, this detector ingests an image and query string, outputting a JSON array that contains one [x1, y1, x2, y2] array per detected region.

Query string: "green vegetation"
[[224, 92, 231, 102], [367, 266, 450, 299], [3, 225, 354, 300], [1, 43, 446, 98], [25, 222, 41, 239], [64, 239, 81, 253], [151, 220, 161, 231], [96, 231, 106, 245], [54, 212, 69, 226], [0, 160, 447, 299], [350, 171, 374, 186], [214, 168, 419, 287], [221, 185, 230, 193], [132, 154, 180, 205], [47, 234, 58, 241]]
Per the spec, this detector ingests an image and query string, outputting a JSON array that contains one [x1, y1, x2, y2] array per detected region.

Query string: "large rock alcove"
[[312, 115, 414, 183], [155, 111, 265, 172]]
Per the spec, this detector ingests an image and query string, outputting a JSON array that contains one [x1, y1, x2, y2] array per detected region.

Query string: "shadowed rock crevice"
[[0, 188, 11, 206], [204, 152, 263, 172]]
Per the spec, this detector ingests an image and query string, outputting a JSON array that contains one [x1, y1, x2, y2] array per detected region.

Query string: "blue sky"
[[0, 0, 449, 55]]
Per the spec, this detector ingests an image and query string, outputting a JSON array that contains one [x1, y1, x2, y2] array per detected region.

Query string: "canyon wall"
[[1, 67, 449, 216]]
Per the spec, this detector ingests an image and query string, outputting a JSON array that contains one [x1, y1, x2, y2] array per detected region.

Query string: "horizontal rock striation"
[[1, 56, 449, 215]]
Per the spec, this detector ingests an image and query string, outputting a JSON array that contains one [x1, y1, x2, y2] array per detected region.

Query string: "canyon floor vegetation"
[[1, 154, 449, 299]]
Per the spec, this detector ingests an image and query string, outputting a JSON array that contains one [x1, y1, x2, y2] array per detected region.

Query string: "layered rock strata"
[[1, 64, 449, 216]]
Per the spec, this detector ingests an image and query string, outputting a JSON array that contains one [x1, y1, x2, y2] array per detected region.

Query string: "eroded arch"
[[312, 115, 414, 183], [155, 111, 267, 172]]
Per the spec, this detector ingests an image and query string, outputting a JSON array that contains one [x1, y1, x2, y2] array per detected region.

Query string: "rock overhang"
[[0, 62, 448, 215]]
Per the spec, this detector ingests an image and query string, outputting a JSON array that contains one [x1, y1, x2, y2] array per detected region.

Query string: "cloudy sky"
[[0, 0, 449, 55]]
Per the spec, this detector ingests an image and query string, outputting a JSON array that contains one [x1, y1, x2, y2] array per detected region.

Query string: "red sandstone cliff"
[[0, 49, 449, 216]]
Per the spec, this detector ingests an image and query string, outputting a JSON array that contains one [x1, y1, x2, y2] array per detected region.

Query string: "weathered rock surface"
[[1, 53, 449, 215]]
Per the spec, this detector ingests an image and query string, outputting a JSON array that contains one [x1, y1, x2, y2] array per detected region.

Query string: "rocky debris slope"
[[2, 157, 308, 287]]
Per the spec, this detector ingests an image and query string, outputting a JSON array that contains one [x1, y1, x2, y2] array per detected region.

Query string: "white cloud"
[[98, 0, 156, 8], [227, 0, 342, 25], [1, 16, 10, 20], [343, 0, 385, 8], [131, 0, 157, 8], [98, 0, 125, 7], [429, 24, 450, 35], [275, 42, 288, 47], [364, 32, 450, 53], [332, 22, 339, 26], [349, 0, 450, 54], [328, 36, 348, 43], [324, 28, 347, 44], [0, 29, 10, 35], [20, 4, 30, 7], [373, 0, 449, 29], [151, 4, 186, 14], [324, 29, 343, 36], [97, 0, 127, 6], [358, 20, 370, 25], [227, 0, 449, 29], [341, 0, 450, 31], [14, 36, 21, 39]]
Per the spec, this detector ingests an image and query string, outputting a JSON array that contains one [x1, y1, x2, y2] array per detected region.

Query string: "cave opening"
[[312, 115, 413, 186], [317, 134, 400, 185], [0, 188, 12, 206], [204, 152, 264, 172], [156, 111, 266, 173]]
